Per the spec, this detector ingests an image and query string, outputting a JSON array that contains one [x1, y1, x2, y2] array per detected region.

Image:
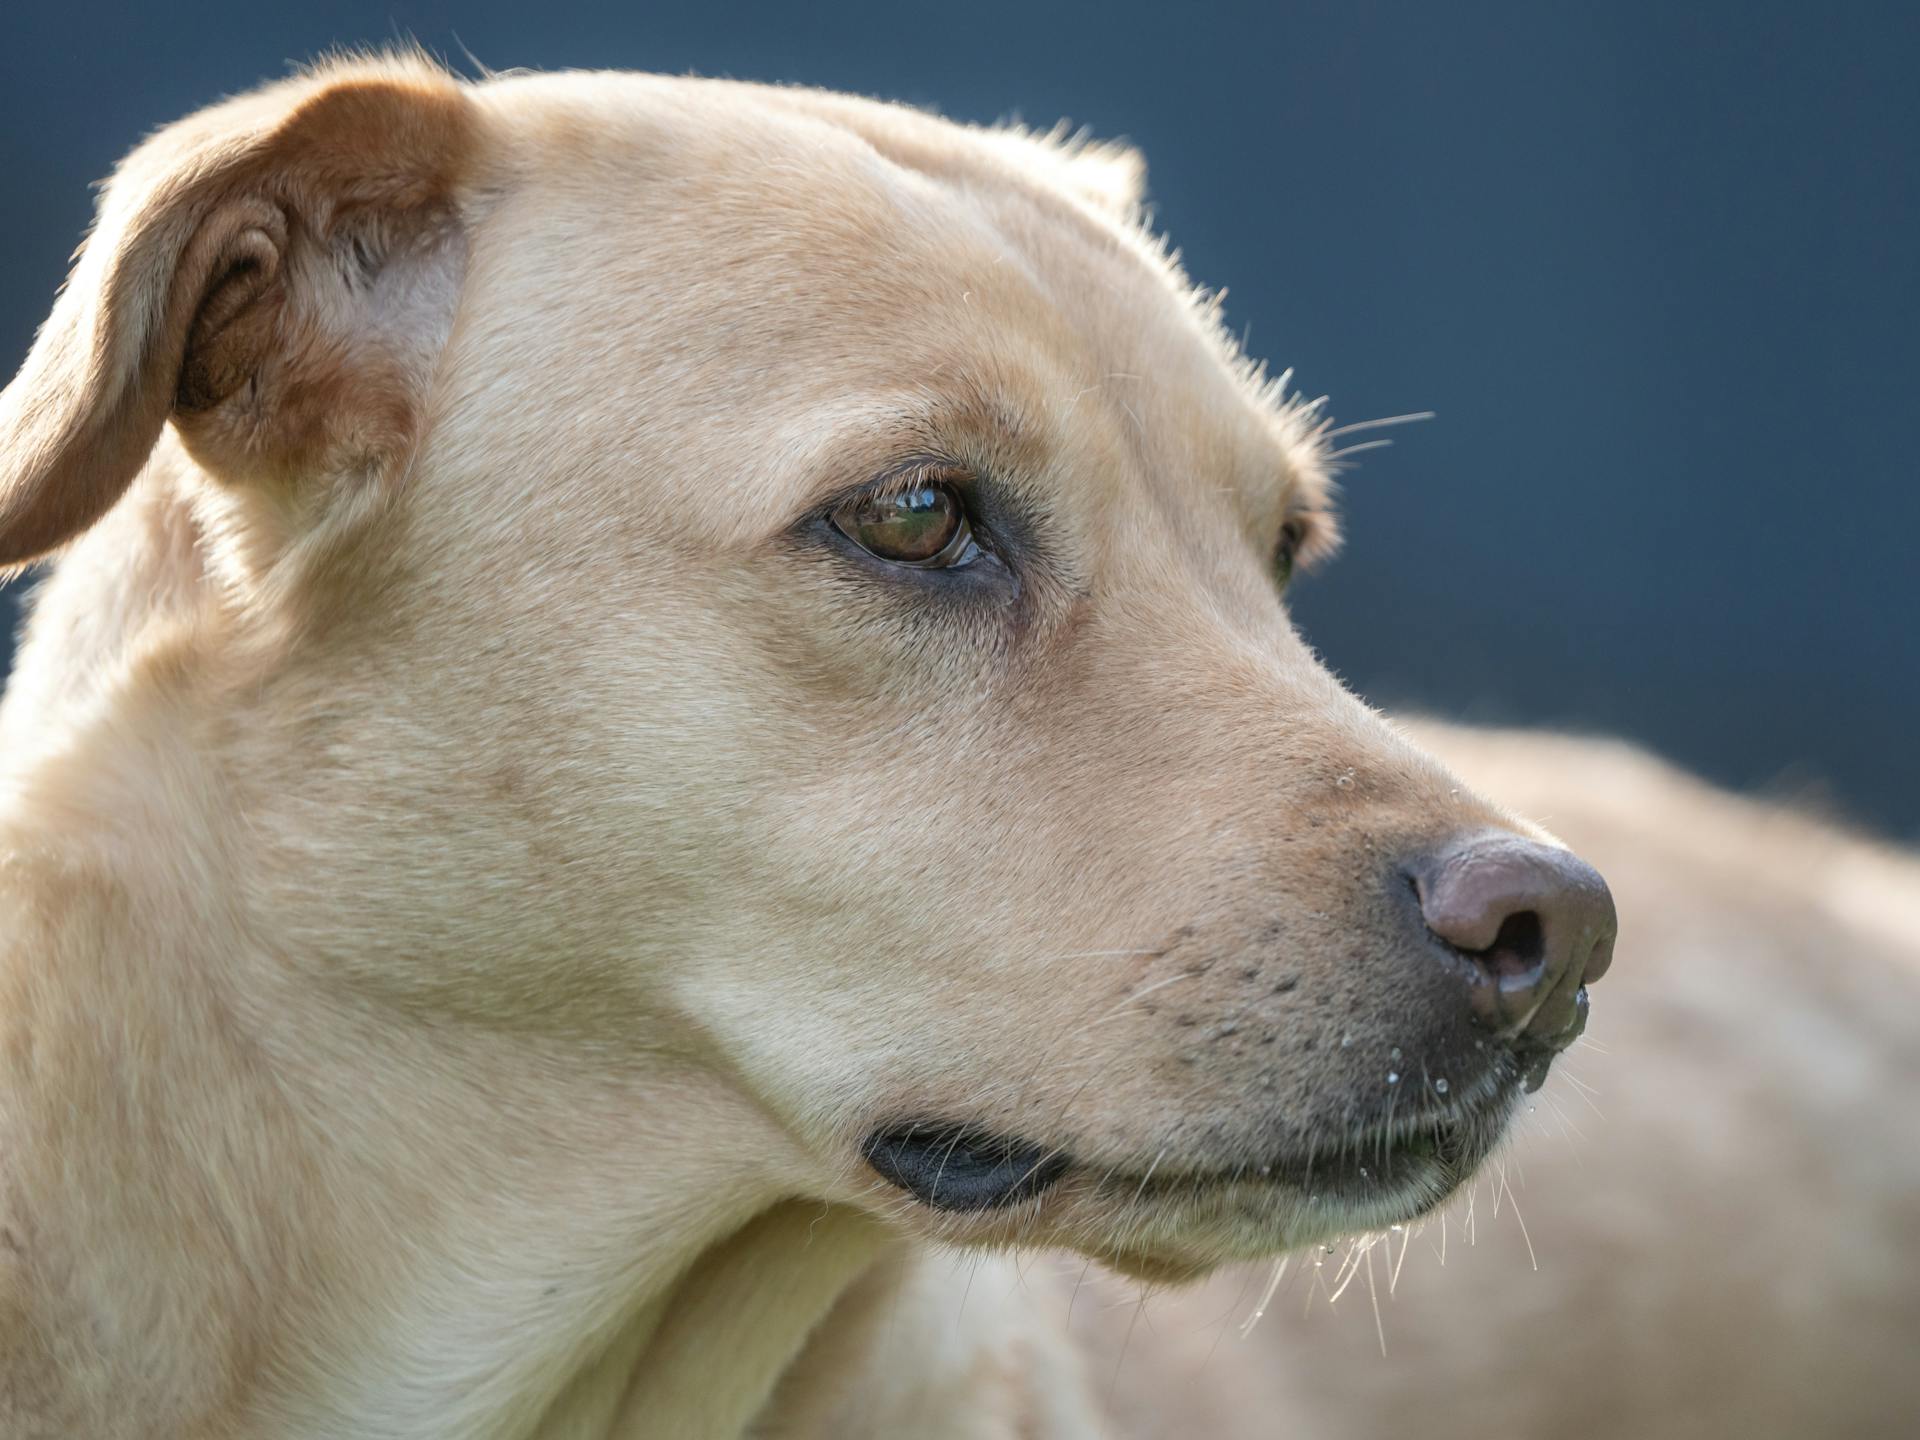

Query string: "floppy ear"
[[0, 55, 474, 570]]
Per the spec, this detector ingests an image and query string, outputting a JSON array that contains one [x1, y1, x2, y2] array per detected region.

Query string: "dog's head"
[[0, 58, 1614, 1278]]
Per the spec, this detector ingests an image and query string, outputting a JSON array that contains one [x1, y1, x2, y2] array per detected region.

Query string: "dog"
[[0, 56, 1618, 1437], [1041, 724, 1920, 1440]]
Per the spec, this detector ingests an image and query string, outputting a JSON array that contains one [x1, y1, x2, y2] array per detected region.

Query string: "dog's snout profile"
[[0, 56, 1635, 1433], [1409, 832, 1617, 1064]]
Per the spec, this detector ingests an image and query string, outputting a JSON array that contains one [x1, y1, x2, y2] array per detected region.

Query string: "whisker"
[[1239, 1256, 1292, 1338], [1323, 410, 1436, 440], [1364, 1241, 1387, 1357], [1547, 1094, 1589, 1149], [1303, 1248, 1330, 1316], [1503, 1168, 1539, 1271], [1115, 1145, 1171, 1248], [1554, 1070, 1607, 1121], [1327, 439, 1395, 460], [1327, 1236, 1370, 1304], [1389, 1224, 1411, 1295]]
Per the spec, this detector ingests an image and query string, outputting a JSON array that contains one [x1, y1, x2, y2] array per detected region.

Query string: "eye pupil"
[[1275, 521, 1303, 589], [833, 480, 974, 567]]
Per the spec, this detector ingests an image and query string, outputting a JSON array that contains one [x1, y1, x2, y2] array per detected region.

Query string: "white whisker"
[[1364, 1240, 1387, 1357], [1502, 1168, 1539, 1271], [1558, 1070, 1601, 1098], [1323, 411, 1435, 440], [1327, 1236, 1370, 1304], [1303, 1250, 1330, 1316], [1239, 1256, 1291, 1338]]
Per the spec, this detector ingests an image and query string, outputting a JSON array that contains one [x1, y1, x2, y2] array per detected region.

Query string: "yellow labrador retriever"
[[1053, 726, 1920, 1440], [0, 57, 1617, 1437]]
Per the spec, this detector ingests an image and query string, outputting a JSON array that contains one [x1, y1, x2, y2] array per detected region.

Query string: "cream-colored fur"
[[6, 53, 1868, 1439], [1046, 727, 1920, 1438]]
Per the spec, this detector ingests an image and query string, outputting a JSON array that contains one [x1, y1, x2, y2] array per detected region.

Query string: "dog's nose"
[[1408, 832, 1616, 1047]]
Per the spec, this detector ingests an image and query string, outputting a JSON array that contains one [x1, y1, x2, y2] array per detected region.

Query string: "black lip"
[[1111, 1086, 1515, 1206], [1515, 985, 1591, 1092], [1254, 1113, 1469, 1198], [863, 1122, 1070, 1212], [867, 1080, 1515, 1217]]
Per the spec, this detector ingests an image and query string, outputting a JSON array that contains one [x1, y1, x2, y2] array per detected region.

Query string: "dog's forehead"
[[458, 73, 1327, 541]]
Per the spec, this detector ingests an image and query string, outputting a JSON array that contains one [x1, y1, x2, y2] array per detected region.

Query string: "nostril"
[[1407, 871, 1542, 977], [1405, 830, 1618, 1044], [1476, 910, 1544, 983]]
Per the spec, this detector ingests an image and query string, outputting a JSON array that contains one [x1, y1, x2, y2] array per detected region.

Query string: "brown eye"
[[831, 482, 977, 568], [1275, 519, 1305, 590]]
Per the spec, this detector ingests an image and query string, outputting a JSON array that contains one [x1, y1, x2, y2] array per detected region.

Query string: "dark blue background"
[[4, 2, 1916, 837]]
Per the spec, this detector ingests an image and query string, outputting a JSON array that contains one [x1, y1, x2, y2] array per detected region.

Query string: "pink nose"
[[1409, 832, 1617, 1044]]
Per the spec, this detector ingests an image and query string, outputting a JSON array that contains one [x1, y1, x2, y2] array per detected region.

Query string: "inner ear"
[[0, 56, 473, 573], [176, 202, 288, 413], [166, 194, 470, 498]]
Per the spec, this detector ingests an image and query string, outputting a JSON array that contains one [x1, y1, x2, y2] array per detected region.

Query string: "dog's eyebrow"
[[752, 388, 1058, 540], [745, 376, 1341, 578]]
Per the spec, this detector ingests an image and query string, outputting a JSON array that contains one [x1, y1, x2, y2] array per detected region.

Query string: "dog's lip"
[[867, 1079, 1515, 1224], [862, 1122, 1070, 1212], [1091, 1084, 1515, 1210], [1112, 1113, 1466, 1202]]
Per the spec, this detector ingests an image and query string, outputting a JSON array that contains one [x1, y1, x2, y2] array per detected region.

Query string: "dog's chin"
[[863, 1079, 1519, 1274], [1073, 1105, 1499, 1269]]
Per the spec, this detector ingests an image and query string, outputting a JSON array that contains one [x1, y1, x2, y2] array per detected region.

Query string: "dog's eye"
[[831, 483, 978, 568], [1275, 519, 1306, 591]]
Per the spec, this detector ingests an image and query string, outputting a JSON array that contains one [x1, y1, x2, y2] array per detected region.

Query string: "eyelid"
[[810, 458, 990, 553], [1282, 508, 1341, 571], [852, 459, 975, 508], [797, 446, 1062, 606]]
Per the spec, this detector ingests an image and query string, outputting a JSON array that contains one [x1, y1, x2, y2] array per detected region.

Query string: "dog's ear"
[[1051, 135, 1147, 218], [0, 55, 474, 571], [982, 125, 1147, 220]]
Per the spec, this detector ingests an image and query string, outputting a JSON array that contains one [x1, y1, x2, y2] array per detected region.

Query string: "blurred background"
[[2, 1, 1915, 838]]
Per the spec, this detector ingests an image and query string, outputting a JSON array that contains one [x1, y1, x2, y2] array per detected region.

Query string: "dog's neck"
[[0, 454, 1109, 1438], [0, 704, 911, 1439], [0, 474, 973, 1439]]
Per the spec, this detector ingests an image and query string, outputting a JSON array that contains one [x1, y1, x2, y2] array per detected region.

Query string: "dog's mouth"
[[863, 1083, 1515, 1227], [861, 1123, 1070, 1213], [1103, 1102, 1496, 1210]]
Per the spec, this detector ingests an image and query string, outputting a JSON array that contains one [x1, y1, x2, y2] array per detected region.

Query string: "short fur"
[[1050, 727, 1920, 1440], [2, 57, 1610, 1437]]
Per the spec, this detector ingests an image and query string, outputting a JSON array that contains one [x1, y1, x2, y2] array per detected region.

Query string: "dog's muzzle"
[[862, 1122, 1070, 1211]]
